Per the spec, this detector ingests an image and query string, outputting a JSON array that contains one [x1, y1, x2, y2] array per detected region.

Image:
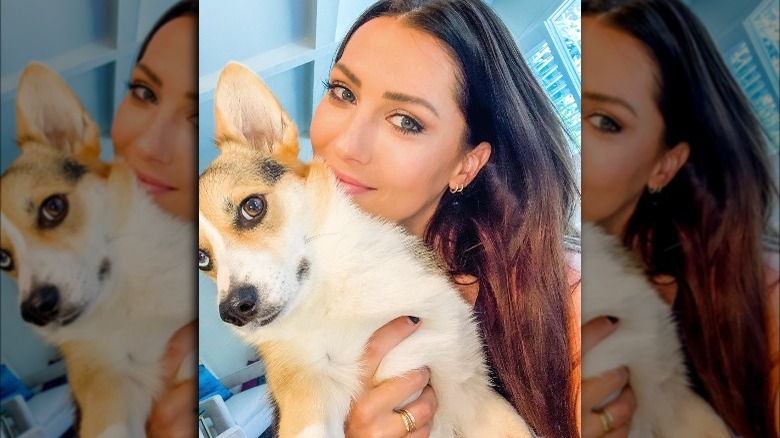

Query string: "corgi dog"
[[581, 223, 730, 437], [197, 62, 532, 437], [0, 63, 194, 437]]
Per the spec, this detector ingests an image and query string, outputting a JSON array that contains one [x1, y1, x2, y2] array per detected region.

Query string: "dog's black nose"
[[219, 285, 258, 327], [21, 285, 61, 326]]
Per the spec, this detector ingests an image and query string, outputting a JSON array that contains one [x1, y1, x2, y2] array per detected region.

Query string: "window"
[[747, 0, 779, 85], [727, 42, 780, 150], [726, 0, 780, 151], [525, 0, 581, 154]]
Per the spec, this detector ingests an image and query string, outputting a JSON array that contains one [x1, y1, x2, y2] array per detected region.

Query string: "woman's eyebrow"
[[335, 62, 439, 116], [383, 91, 439, 116], [136, 62, 162, 87], [583, 92, 637, 116], [335, 63, 361, 87]]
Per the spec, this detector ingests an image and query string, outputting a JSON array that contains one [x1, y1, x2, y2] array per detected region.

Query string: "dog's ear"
[[214, 62, 299, 160], [15, 62, 101, 160]]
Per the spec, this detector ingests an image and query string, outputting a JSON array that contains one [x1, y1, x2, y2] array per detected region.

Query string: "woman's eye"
[[38, 194, 69, 228], [129, 82, 157, 104], [198, 249, 211, 271], [325, 82, 356, 104], [587, 114, 622, 133], [388, 114, 424, 135], [0, 249, 13, 271]]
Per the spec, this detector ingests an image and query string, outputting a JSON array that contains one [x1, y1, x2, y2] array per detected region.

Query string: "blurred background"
[[0, 1, 178, 436]]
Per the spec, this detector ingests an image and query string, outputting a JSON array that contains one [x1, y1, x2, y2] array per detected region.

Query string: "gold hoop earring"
[[648, 185, 663, 194], [449, 183, 464, 194]]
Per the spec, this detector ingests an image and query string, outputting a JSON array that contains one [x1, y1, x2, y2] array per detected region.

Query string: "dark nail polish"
[[606, 315, 619, 324], [408, 316, 420, 324]]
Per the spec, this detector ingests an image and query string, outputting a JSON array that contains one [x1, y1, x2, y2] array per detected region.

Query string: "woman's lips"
[[134, 169, 175, 196], [331, 169, 375, 195]]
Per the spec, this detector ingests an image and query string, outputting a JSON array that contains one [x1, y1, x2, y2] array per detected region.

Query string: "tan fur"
[[258, 342, 326, 437], [199, 62, 532, 438]]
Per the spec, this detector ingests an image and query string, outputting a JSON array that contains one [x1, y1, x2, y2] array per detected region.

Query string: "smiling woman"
[[112, 6, 198, 221], [309, 1, 580, 437], [310, 16, 486, 237]]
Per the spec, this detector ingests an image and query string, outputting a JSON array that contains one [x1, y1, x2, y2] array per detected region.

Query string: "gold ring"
[[597, 408, 614, 433], [395, 408, 416, 433]]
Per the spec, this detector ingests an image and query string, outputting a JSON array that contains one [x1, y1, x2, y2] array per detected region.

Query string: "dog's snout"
[[21, 285, 61, 326], [219, 285, 259, 327]]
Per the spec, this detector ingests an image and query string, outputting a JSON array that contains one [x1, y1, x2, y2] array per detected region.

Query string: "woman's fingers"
[[146, 321, 197, 437], [582, 316, 619, 354], [359, 316, 422, 388], [146, 380, 197, 438], [160, 320, 197, 385], [347, 368, 433, 437], [345, 317, 427, 438], [582, 367, 629, 410], [363, 368, 431, 409], [581, 383, 637, 438], [394, 384, 437, 437]]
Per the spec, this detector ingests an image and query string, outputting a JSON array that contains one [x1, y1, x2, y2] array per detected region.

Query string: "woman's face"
[[581, 16, 687, 236], [310, 17, 476, 237], [111, 16, 197, 221]]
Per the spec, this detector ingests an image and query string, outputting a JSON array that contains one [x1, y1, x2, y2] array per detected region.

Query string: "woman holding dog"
[[307, 1, 581, 436], [580, 1, 779, 437], [108, 1, 198, 437]]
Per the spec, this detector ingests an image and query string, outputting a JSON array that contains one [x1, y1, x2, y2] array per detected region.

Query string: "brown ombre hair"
[[336, 1, 580, 436], [584, 1, 778, 437]]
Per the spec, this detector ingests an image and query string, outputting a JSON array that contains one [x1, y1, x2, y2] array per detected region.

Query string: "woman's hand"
[[581, 316, 637, 438], [345, 316, 439, 438], [146, 321, 197, 438]]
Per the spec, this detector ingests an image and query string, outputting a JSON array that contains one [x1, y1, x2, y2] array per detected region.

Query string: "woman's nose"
[[134, 111, 175, 164], [332, 111, 374, 165]]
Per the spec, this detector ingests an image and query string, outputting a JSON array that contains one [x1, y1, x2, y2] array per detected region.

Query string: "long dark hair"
[[337, 1, 579, 436], [584, 1, 778, 437], [136, 0, 198, 63]]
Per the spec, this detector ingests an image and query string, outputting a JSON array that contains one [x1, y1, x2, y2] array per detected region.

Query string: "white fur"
[[581, 223, 730, 437]]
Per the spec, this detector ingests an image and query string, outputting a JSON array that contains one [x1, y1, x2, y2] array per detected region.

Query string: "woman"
[[580, 1, 779, 437], [109, 1, 198, 436], [309, 1, 580, 436]]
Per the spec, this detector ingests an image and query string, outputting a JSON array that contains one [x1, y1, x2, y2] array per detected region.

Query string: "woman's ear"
[[648, 141, 689, 190], [450, 141, 491, 191]]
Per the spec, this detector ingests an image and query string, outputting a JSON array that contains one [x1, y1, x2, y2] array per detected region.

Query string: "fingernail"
[[606, 315, 619, 324], [408, 316, 420, 324]]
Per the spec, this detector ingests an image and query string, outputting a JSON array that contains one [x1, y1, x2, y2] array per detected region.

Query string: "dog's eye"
[[39, 194, 68, 228], [198, 249, 212, 271], [239, 195, 267, 223], [0, 249, 13, 271]]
